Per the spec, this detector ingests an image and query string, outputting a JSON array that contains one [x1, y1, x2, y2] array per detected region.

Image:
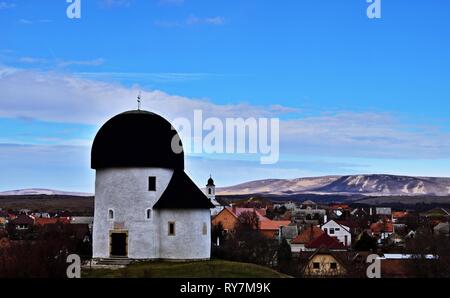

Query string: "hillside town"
[[1, 192, 450, 278], [210, 194, 450, 278]]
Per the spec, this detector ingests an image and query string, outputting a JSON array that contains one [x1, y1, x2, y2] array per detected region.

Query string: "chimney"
[[323, 214, 328, 223]]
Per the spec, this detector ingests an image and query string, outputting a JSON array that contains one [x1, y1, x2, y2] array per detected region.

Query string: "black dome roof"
[[207, 176, 215, 186], [91, 110, 184, 170]]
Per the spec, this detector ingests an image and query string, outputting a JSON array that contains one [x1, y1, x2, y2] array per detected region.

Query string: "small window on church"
[[208, 188, 212, 195], [202, 222, 208, 235], [148, 176, 156, 191], [146, 209, 152, 220], [108, 209, 114, 220], [168, 222, 175, 236]]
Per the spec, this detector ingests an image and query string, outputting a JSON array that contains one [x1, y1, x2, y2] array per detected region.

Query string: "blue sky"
[[1, 0, 450, 192]]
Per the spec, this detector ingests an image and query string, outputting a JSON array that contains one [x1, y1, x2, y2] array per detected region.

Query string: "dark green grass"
[[83, 259, 290, 278]]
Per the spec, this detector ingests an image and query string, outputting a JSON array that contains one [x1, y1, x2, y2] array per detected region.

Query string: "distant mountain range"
[[217, 174, 450, 197], [0, 188, 93, 197], [2, 174, 450, 199]]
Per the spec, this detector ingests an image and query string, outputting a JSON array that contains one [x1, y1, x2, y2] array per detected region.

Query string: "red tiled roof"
[[260, 220, 290, 231], [330, 204, 350, 210], [392, 211, 408, 219], [226, 207, 269, 221], [305, 233, 346, 250], [370, 221, 394, 233], [381, 259, 415, 278], [291, 226, 324, 244], [35, 218, 70, 225]]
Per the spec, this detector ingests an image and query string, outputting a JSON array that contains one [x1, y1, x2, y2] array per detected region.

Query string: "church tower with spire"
[[205, 176, 224, 216], [206, 176, 215, 200]]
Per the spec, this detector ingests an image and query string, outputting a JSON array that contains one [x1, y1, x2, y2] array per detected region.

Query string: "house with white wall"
[[321, 220, 351, 247]]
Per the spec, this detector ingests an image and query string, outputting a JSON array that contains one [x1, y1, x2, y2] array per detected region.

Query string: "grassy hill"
[[83, 260, 290, 278]]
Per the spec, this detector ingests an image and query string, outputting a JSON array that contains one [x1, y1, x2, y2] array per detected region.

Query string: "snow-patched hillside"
[[0, 188, 93, 197], [315, 175, 450, 196], [217, 174, 450, 196], [216, 176, 341, 195]]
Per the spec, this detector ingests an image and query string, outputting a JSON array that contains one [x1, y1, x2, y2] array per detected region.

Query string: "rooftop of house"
[[291, 225, 324, 245], [380, 259, 416, 278], [329, 204, 350, 210], [259, 220, 291, 231], [305, 233, 346, 250], [35, 217, 70, 226], [370, 220, 394, 233], [225, 206, 269, 221], [392, 211, 408, 219], [297, 248, 360, 274]]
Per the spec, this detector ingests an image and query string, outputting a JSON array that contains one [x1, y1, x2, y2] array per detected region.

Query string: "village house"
[[292, 200, 326, 222], [392, 211, 408, 223], [34, 217, 70, 226], [260, 220, 291, 239], [212, 206, 268, 232], [304, 233, 347, 252], [212, 206, 290, 239], [321, 220, 352, 247], [290, 225, 324, 253], [299, 248, 348, 277], [10, 214, 34, 230], [282, 201, 297, 211], [370, 220, 394, 244]]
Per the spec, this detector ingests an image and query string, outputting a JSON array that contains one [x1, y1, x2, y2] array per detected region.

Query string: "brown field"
[[0, 195, 94, 215]]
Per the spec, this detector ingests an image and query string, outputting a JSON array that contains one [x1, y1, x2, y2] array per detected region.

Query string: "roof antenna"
[[137, 91, 142, 111]]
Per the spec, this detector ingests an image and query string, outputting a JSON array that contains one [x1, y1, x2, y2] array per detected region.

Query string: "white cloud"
[[155, 15, 226, 28], [100, 0, 132, 8], [158, 0, 184, 6], [1, 66, 450, 160], [204, 16, 225, 26], [19, 19, 32, 24], [74, 71, 212, 83], [0, 2, 15, 10], [18, 19, 52, 25], [57, 58, 105, 67], [187, 15, 225, 26], [19, 57, 48, 64]]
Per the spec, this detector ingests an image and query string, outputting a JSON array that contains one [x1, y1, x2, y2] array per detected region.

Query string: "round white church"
[[91, 109, 214, 260]]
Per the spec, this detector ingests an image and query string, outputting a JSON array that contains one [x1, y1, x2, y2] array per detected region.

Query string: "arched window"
[[202, 222, 208, 235], [108, 209, 114, 220], [146, 209, 152, 220], [208, 188, 212, 195], [148, 176, 156, 191], [168, 222, 175, 236]]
